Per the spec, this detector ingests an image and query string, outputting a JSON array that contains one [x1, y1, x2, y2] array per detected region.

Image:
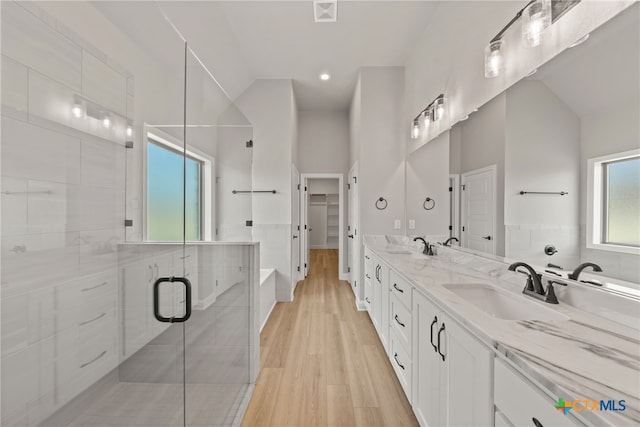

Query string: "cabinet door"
[[442, 313, 493, 427], [379, 269, 389, 352], [413, 292, 442, 427]]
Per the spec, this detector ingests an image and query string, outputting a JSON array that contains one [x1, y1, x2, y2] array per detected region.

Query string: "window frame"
[[143, 125, 213, 242], [587, 148, 640, 255]]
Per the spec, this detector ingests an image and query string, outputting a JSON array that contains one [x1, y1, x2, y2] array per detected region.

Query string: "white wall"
[[504, 80, 581, 268], [580, 99, 640, 282], [298, 111, 349, 174], [406, 132, 450, 240], [308, 178, 339, 194], [349, 66, 405, 302], [234, 79, 297, 301]]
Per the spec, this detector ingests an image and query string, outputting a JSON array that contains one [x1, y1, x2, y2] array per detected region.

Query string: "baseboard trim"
[[355, 299, 367, 311], [261, 301, 277, 332]]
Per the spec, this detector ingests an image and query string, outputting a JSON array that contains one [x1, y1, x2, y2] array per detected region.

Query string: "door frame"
[[291, 164, 301, 286], [449, 174, 460, 241], [460, 164, 497, 254], [300, 173, 345, 280]]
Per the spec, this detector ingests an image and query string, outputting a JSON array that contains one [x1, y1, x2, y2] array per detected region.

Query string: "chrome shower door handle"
[[153, 276, 192, 323]]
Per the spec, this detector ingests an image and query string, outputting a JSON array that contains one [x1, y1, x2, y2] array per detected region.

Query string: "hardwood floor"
[[241, 249, 418, 427]]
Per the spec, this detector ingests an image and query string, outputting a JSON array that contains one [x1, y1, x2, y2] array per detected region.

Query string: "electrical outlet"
[[408, 219, 415, 229], [394, 219, 401, 229]]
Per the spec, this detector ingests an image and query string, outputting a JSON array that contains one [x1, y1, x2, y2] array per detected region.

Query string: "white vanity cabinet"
[[364, 249, 390, 351], [389, 270, 413, 400], [412, 289, 493, 427], [494, 359, 583, 427], [364, 249, 374, 310]]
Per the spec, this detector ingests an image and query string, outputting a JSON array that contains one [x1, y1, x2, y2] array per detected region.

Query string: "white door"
[[291, 165, 300, 283], [348, 163, 360, 296], [461, 166, 496, 254]]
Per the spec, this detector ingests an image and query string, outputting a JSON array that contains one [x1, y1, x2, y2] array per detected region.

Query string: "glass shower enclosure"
[[1, 1, 257, 426]]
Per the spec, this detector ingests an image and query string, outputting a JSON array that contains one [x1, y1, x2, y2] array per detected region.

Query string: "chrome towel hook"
[[423, 197, 436, 210], [375, 197, 388, 210]]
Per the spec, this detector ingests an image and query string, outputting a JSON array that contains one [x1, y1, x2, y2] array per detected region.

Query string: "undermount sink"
[[443, 283, 569, 321]]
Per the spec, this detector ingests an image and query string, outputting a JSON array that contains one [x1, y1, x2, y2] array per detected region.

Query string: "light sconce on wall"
[[483, 0, 576, 78], [410, 94, 445, 140], [101, 112, 112, 129], [126, 121, 133, 138]]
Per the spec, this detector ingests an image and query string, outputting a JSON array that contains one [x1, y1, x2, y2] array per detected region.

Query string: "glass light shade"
[[522, 0, 551, 48], [411, 121, 420, 139], [101, 112, 112, 129], [126, 125, 133, 138], [484, 40, 505, 78], [422, 109, 431, 130], [434, 97, 445, 121], [72, 102, 85, 119]]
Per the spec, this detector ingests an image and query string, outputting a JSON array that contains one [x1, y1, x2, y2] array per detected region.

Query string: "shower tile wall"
[[1, 2, 132, 425]]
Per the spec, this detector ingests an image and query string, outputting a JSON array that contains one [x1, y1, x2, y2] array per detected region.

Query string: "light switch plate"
[[408, 220, 415, 229], [394, 219, 401, 229]]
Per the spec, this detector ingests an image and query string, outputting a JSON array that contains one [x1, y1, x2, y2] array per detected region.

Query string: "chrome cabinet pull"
[[79, 312, 106, 326], [81, 281, 107, 292], [80, 350, 107, 368], [394, 314, 405, 328], [393, 353, 405, 370]]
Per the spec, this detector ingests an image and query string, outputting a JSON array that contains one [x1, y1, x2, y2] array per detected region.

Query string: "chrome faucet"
[[442, 237, 459, 246], [568, 262, 602, 281]]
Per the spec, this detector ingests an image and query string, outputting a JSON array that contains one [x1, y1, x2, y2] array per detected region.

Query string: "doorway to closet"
[[300, 174, 346, 281]]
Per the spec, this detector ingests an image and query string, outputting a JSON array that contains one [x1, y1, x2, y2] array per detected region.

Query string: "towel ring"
[[423, 197, 436, 210], [375, 197, 388, 210]]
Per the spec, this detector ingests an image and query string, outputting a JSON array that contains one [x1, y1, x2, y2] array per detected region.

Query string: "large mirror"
[[446, 4, 639, 288]]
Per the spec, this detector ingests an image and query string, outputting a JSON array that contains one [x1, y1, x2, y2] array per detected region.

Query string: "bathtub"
[[260, 268, 276, 331]]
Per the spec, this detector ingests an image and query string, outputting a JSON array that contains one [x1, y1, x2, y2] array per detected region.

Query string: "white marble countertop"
[[364, 235, 640, 426]]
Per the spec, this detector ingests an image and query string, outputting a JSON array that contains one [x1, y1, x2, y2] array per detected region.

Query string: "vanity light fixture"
[[484, 0, 554, 78], [409, 94, 444, 140], [126, 123, 133, 138], [319, 72, 331, 81], [101, 112, 112, 129]]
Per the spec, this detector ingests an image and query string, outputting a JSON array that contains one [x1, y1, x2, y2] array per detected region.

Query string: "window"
[[588, 149, 640, 253], [146, 133, 212, 241]]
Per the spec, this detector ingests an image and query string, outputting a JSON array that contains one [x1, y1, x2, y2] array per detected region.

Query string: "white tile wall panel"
[[82, 52, 127, 117], [1, 55, 29, 120], [1, 116, 81, 184], [1, 1, 82, 91]]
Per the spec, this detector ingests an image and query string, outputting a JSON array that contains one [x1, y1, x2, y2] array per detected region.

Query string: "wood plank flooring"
[[241, 249, 418, 427]]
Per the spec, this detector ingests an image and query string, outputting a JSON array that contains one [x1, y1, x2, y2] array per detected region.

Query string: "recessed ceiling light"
[[319, 73, 331, 81], [569, 34, 589, 48]]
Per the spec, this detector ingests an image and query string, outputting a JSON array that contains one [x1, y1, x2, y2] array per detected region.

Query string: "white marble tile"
[[1, 345, 37, 422], [1, 177, 29, 236], [1, 1, 82, 91], [1, 292, 29, 357], [28, 286, 56, 345], [1, 55, 28, 121], [81, 137, 122, 188], [1, 116, 81, 184], [82, 52, 127, 116], [26, 180, 69, 234]]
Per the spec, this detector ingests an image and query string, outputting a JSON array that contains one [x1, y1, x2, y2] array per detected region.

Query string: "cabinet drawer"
[[389, 269, 412, 310], [390, 330, 412, 401], [495, 359, 581, 427], [390, 292, 412, 352]]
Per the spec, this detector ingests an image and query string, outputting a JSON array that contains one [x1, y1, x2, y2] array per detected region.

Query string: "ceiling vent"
[[313, 0, 337, 23]]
